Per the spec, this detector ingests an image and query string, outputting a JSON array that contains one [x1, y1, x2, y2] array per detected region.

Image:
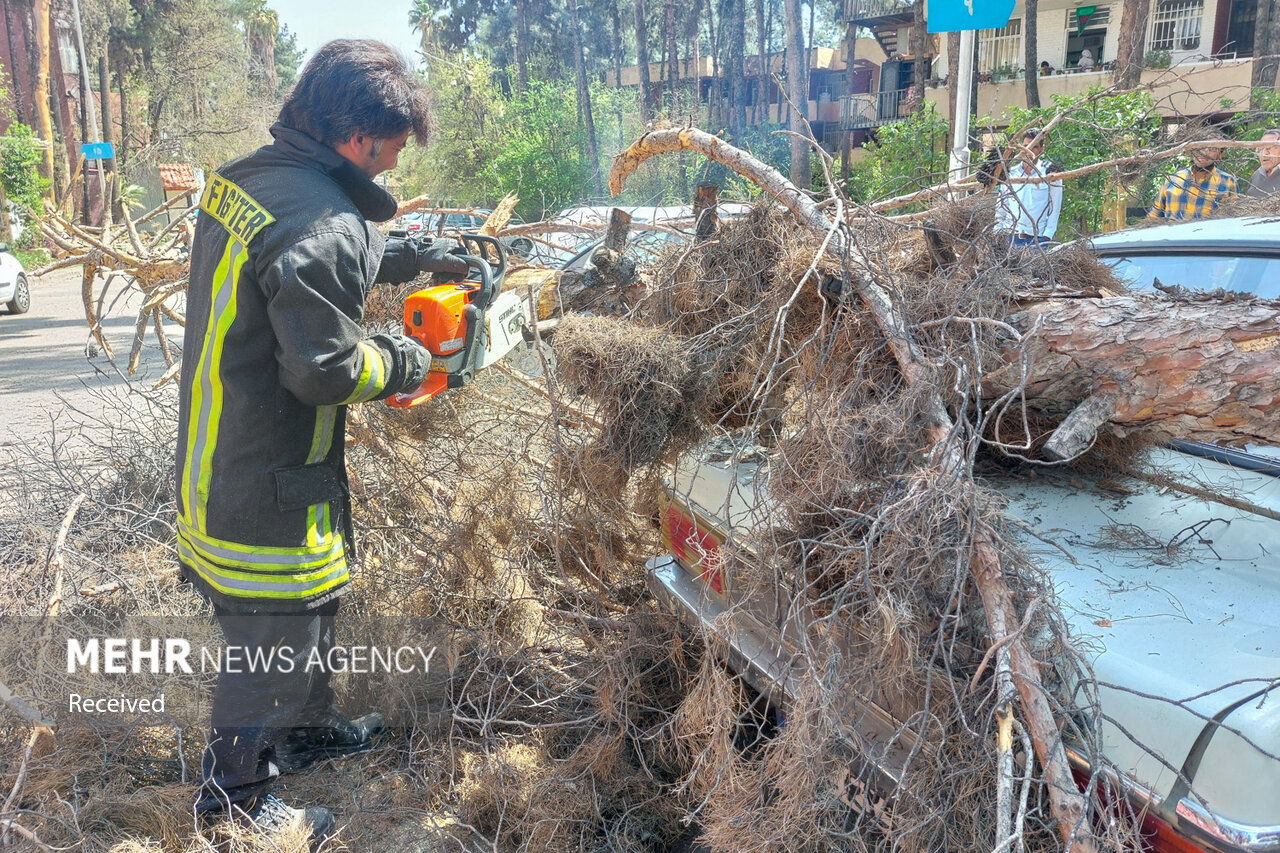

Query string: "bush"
[[846, 103, 951, 205]]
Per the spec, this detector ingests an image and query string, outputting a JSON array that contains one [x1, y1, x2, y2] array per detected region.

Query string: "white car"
[[0, 242, 30, 315], [648, 216, 1280, 853]]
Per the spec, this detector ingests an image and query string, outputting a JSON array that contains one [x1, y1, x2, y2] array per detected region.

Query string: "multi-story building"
[[841, 0, 1262, 134], [607, 45, 876, 150]]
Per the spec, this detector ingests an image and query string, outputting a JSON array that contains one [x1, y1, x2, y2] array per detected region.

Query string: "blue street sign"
[[927, 0, 1016, 32], [81, 141, 115, 161]]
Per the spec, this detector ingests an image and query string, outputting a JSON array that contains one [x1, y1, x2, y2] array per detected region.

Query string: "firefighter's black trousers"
[[194, 599, 339, 812]]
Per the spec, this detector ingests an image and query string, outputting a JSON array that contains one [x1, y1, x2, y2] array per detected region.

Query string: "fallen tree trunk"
[[991, 294, 1280, 458]]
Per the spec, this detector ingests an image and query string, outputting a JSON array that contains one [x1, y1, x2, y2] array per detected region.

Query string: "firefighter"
[[176, 39, 463, 845]]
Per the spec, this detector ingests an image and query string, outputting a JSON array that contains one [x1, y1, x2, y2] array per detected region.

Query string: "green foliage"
[[1003, 87, 1160, 237], [482, 79, 596, 218], [846, 103, 950, 204], [274, 24, 305, 91], [1144, 49, 1171, 69], [0, 122, 50, 221]]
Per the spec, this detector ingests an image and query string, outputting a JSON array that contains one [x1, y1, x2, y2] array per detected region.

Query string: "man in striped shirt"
[[1149, 137, 1238, 221]]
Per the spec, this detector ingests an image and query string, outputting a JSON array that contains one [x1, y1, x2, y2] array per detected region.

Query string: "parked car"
[[0, 242, 30, 315], [647, 215, 1280, 853]]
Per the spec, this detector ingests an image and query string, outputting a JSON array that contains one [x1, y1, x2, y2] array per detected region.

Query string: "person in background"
[[995, 127, 1063, 247], [1247, 128, 1280, 198], [1149, 133, 1238, 220], [1040, 60, 1053, 76], [1077, 49, 1094, 70]]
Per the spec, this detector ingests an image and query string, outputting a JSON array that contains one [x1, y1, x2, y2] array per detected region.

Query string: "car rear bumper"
[[648, 555, 1280, 853]]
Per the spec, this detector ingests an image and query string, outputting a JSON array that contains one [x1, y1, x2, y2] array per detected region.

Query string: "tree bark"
[[515, 0, 530, 94], [1253, 0, 1280, 100], [635, 0, 654, 124], [987, 294, 1280, 453], [31, 0, 55, 199], [569, 0, 603, 198], [1023, 0, 1041, 108], [727, 0, 747, 139], [611, 0, 625, 149], [909, 0, 927, 108], [707, 0, 719, 127], [754, 0, 766, 126], [665, 0, 679, 118], [1114, 0, 1150, 90], [947, 32, 960, 128], [783, 0, 808, 189]]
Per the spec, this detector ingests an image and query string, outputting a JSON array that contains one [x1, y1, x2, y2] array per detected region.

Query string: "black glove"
[[374, 237, 422, 285], [368, 332, 430, 398], [417, 241, 470, 282]]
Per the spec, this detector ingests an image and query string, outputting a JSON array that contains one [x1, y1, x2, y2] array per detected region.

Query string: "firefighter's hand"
[[417, 240, 469, 282], [374, 237, 423, 284], [368, 332, 430, 398]]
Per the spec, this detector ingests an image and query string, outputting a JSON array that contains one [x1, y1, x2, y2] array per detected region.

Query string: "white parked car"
[[647, 216, 1280, 853], [0, 242, 30, 315]]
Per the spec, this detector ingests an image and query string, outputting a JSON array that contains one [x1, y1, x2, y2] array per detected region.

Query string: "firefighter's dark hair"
[[279, 39, 431, 147]]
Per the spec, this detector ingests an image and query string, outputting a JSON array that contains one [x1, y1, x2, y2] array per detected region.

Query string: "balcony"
[[841, 90, 911, 129], [843, 0, 914, 24], [921, 57, 1255, 122]]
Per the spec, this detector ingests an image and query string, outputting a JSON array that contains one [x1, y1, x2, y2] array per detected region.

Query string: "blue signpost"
[[927, 0, 1016, 32], [81, 141, 115, 161], [927, 0, 1016, 181]]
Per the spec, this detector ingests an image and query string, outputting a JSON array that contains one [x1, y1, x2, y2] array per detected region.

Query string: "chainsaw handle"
[[456, 253, 497, 310], [458, 234, 506, 281]]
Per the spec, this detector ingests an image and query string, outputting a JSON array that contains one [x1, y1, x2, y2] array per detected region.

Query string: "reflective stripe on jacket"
[[175, 123, 400, 612]]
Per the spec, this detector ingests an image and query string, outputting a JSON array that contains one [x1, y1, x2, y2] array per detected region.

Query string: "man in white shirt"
[[995, 127, 1063, 247]]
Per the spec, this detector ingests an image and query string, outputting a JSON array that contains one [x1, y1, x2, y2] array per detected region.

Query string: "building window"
[[1066, 5, 1111, 68], [1149, 0, 1204, 52], [978, 19, 1023, 74]]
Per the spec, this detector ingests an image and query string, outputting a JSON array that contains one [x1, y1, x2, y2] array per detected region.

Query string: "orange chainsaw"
[[386, 234, 529, 408]]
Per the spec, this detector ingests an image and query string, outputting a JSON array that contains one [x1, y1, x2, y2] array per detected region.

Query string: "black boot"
[[276, 709, 384, 773]]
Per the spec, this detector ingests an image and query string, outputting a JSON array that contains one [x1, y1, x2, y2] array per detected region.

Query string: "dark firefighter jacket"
[[175, 123, 405, 612]]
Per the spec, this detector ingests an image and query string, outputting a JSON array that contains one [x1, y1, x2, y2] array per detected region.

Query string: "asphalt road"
[[0, 265, 184, 449]]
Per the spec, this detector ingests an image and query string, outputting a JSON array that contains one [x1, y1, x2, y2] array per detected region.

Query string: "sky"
[[268, 0, 422, 67]]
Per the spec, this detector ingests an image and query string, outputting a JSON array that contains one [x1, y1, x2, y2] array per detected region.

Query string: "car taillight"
[[661, 500, 724, 595], [1070, 765, 1212, 853]]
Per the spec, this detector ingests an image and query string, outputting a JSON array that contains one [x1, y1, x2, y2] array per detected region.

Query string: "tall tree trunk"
[[754, 0, 766, 125], [665, 0, 679, 117], [783, 0, 808, 188], [1253, 0, 1280, 100], [2, 0, 26, 125], [686, 0, 702, 125], [99, 53, 118, 225], [569, 0, 603, 197], [1115, 0, 1150, 89], [727, 0, 747, 138], [635, 0, 654, 123], [948, 31, 960, 128], [1024, 0, 1040, 108], [611, 0, 625, 149], [31, 0, 55, 199], [707, 0, 719, 127], [515, 0, 530, 93], [117, 56, 129, 172], [909, 0, 927, 108]]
